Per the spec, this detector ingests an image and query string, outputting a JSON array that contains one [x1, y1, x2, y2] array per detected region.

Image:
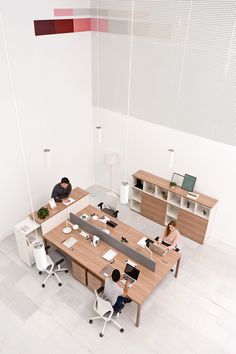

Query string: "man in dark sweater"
[[51, 177, 72, 202]]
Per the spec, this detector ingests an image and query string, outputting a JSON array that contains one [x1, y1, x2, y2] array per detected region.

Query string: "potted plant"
[[37, 207, 49, 219], [169, 181, 177, 189]]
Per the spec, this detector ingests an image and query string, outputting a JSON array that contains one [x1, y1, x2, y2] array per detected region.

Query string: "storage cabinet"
[[72, 261, 87, 285], [131, 170, 218, 244], [14, 217, 42, 266], [141, 193, 166, 225], [87, 271, 103, 291]]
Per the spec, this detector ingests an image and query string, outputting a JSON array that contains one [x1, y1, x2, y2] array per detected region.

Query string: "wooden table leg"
[[135, 303, 141, 327], [175, 257, 181, 278]]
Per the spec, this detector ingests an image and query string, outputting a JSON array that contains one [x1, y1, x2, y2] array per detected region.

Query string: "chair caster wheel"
[[65, 270, 69, 273], [52, 273, 55, 276], [58, 283, 62, 287], [39, 271, 42, 275], [99, 333, 103, 337], [89, 319, 93, 324], [120, 328, 124, 333], [42, 284, 45, 288]]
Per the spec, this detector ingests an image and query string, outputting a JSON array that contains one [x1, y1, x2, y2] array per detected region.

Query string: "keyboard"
[[63, 237, 77, 248]]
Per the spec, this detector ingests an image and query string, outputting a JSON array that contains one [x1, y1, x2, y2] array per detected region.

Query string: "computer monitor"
[[181, 174, 196, 192]]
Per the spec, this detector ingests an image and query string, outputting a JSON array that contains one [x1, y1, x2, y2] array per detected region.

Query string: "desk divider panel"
[[70, 213, 156, 272]]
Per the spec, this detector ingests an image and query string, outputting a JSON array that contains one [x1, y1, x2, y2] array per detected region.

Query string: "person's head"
[[166, 220, 177, 236], [61, 177, 70, 189], [111, 269, 121, 282]]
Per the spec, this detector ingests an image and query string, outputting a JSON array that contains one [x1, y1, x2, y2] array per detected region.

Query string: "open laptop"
[[149, 242, 168, 256], [120, 263, 140, 287]]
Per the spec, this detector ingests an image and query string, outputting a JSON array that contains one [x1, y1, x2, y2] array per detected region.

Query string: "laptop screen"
[[124, 263, 140, 280]]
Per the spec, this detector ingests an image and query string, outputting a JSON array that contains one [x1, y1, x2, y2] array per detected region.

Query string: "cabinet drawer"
[[87, 271, 103, 292], [72, 261, 87, 285], [178, 209, 208, 244], [141, 193, 166, 225]]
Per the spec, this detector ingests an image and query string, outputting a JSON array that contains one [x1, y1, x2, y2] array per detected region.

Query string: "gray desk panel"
[[70, 213, 155, 272]]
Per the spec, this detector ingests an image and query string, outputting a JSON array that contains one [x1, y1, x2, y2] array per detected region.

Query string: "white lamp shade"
[[96, 126, 102, 143], [104, 152, 118, 166], [120, 182, 129, 204], [44, 149, 51, 168], [33, 242, 47, 270]]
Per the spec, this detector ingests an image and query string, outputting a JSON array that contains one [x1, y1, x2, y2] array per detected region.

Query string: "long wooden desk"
[[29, 187, 89, 235], [43, 205, 181, 327]]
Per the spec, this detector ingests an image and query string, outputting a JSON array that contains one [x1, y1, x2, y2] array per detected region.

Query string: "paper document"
[[102, 249, 117, 262], [62, 198, 75, 206], [63, 237, 77, 248], [137, 236, 147, 248]]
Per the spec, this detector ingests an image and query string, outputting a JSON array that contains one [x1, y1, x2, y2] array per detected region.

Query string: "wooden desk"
[[29, 187, 89, 235], [43, 205, 181, 327]]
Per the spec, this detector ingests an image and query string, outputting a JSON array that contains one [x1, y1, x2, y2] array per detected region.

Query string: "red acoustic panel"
[[73, 18, 91, 32], [34, 20, 55, 36], [54, 19, 74, 34], [90, 18, 108, 32]]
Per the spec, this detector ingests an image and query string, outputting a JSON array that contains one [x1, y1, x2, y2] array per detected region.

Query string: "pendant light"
[[120, 0, 135, 204]]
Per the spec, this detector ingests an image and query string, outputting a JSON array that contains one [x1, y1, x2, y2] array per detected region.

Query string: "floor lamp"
[[104, 152, 118, 197]]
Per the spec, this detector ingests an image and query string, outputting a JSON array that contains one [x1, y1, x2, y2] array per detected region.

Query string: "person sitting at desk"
[[155, 220, 181, 250], [103, 269, 131, 314], [51, 177, 72, 203]]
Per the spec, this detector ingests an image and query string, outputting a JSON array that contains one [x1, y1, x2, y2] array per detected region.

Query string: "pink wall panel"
[[54, 9, 73, 16]]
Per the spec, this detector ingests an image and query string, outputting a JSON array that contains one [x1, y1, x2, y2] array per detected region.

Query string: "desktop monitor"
[[181, 174, 197, 192]]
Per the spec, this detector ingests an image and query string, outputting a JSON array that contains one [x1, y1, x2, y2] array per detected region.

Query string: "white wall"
[[94, 107, 236, 247], [0, 0, 94, 240]]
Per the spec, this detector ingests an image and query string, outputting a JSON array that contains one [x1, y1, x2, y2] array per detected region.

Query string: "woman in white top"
[[156, 220, 181, 250]]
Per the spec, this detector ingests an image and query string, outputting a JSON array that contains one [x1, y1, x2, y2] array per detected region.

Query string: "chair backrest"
[[94, 289, 114, 318], [104, 192, 118, 211]]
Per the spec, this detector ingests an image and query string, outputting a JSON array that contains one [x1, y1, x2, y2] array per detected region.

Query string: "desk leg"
[[175, 257, 181, 278], [135, 303, 141, 327]]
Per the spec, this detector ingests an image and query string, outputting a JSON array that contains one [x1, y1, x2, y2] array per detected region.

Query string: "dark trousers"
[[113, 296, 125, 313]]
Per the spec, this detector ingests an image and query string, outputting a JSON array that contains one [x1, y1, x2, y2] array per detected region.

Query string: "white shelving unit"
[[132, 187, 142, 203], [131, 170, 218, 244], [130, 199, 141, 213], [143, 181, 155, 195], [195, 204, 210, 220], [14, 217, 42, 267]]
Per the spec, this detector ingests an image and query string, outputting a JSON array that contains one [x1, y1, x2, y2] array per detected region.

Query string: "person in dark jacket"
[[51, 177, 72, 202]]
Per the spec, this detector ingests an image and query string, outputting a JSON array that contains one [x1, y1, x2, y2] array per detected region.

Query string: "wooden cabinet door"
[[72, 261, 87, 285], [141, 193, 167, 225], [87, 271, 103, 292], [178, 209, 208, 244]]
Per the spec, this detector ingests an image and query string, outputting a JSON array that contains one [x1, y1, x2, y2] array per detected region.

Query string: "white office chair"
[[89, 289, 124, 337], [33, 243, 68, 287]]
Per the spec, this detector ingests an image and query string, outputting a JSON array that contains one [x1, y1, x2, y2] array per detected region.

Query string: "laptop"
[[120, 263, 140, 287], [149, 242, 168, 256]]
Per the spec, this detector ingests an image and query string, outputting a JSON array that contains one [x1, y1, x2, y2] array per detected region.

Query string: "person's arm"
[[158, 232, 165, 244], [51, 186, 63, 202], [168, 230, 181, 250], [123, 278, 131, 297], [64, 183, 72, 199]]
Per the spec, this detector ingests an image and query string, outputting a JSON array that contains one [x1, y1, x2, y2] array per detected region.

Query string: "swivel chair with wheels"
[[89, 289, 124, 337], [33, 243, 68, 288]]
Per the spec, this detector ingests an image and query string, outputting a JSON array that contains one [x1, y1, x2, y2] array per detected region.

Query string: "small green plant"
[[37, 207, 49, 219], [170, 181, 177, 188]]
